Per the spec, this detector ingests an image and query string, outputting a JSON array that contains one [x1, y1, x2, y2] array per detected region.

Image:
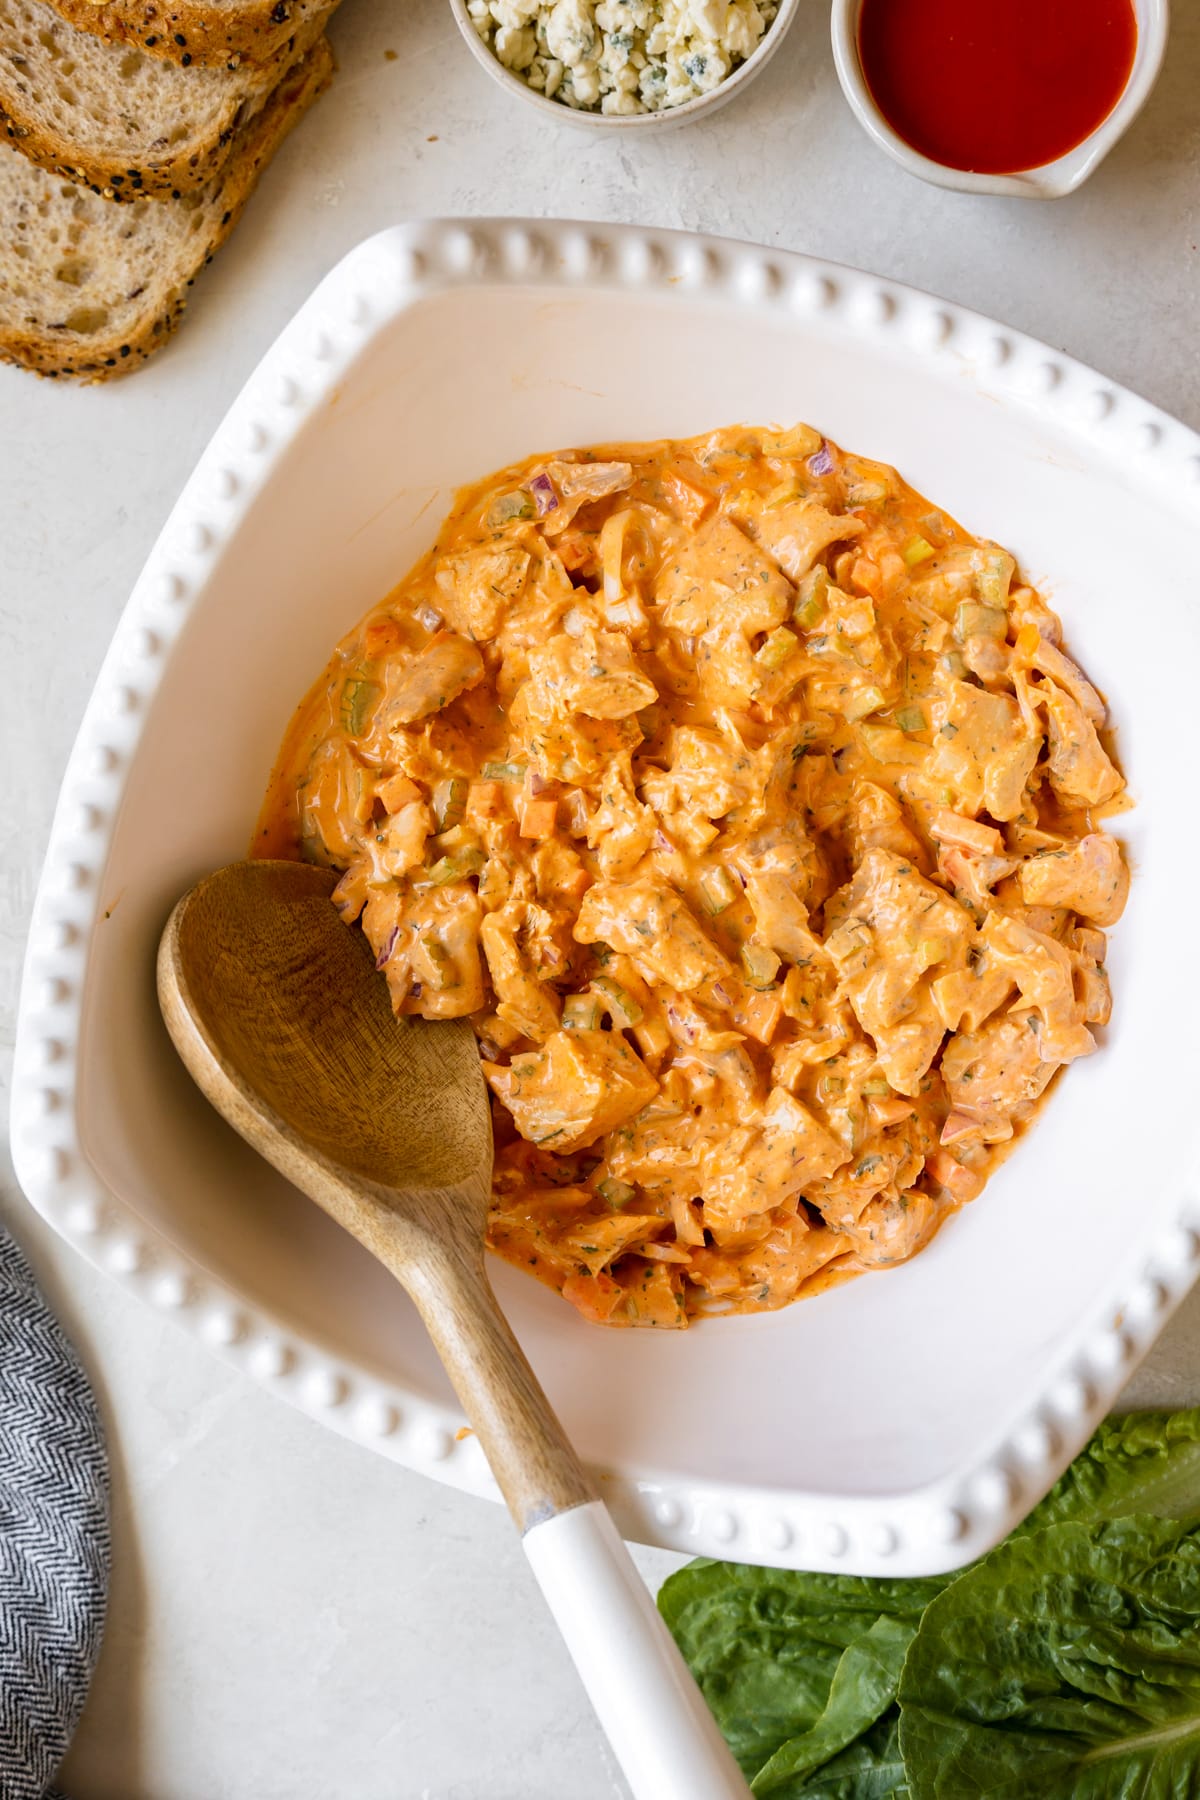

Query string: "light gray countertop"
[[2, 3, 1199, 1794]]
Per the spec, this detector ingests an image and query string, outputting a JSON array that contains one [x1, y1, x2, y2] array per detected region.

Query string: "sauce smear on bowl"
[[858, 0, 1138, 175]]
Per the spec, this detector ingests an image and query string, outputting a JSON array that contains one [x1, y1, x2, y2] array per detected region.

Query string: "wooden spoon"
[[158, 859, 750, 1800]]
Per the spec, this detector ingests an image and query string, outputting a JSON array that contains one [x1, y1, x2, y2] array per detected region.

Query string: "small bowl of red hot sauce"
[[831, 0, 1168, 197]]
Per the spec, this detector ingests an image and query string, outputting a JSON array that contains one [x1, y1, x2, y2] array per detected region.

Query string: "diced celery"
[[424, 848, 485, 886], [857, 722, 925, 766], [762, 423, 822, 459], [955, 602, 1007, 643], [481, 760, 527, 783], [940, 649, 969, 679], [562, 993, 602, 1031], [844, 474, 891, 508], [976, 546, 1014, 607], [339, 675, 378, 737], [903, 536, 935, 567], [592, 975, 643, 1027], [432, 777, 468, 830], [843, 685, 886, 723], [488, 490, 533, 527], [863, 1078, 892, 1097], [793, 566, 829, 631], [755, 626, 800, 670], [699, 865, 739, 915], [742, 943, 781, 989], [764, 480, 801, 509], [432, 825, 474, 854], [598, 1176, 637, 1209], [895, 704, 926, 734], [424, 940, 457, 988]]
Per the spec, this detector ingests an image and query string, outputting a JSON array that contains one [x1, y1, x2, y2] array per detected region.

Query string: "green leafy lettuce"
[[657, 1559, 941, 1782], [659, 1410, 1200, 1798], [898, 1513, 1200, 1797]]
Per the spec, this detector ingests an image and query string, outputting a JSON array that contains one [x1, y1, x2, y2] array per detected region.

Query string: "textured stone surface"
[[1, 1, 1198, 1793]]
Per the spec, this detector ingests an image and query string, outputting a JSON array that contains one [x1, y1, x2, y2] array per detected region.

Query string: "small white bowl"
[[448, 0, 801, 130], [831, 0, 1169, 197]]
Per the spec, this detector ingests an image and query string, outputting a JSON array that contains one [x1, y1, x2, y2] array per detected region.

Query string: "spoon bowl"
[[160, 859, 491, 1226]]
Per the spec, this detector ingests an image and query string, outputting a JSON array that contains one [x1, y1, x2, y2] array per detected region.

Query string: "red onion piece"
[[530, 472, 558, 515], [711, 982, 734, 1007], [410, 980, 423, 999], [375, 926, 400, 970], [665, 1004, 698, 1044], [653, 829, 674, 853], [528, 769, 552, 796], [414, 602, 443, 634], [807, 441, 835, 477]]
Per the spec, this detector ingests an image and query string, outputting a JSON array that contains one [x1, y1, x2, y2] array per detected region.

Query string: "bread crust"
[[0, 36, 332, 380], [0, 1, 332, 199], [39, 0, 327, 68]]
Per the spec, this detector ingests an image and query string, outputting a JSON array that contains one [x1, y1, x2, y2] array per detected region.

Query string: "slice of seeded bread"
[[42, 0, 328, 69], [0, 34, 331, 379], [0, 0, 335, 199]]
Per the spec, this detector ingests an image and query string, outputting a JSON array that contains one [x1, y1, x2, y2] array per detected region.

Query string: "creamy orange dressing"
[[256, 425, 1128, 1329]]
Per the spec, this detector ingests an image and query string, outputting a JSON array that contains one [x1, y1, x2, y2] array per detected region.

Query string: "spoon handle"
[[524, 1500, 753, 1800], [403, 1249, 750, 1800]]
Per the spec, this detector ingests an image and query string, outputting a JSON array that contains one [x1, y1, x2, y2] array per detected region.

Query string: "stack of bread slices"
[[0, 0, 337, 379]]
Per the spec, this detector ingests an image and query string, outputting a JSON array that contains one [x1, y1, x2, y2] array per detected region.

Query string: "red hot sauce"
[[858, 0, 1139, 176]]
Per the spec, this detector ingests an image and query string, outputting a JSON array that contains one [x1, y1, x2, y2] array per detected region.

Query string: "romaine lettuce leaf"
[[767, 1714, 908, 1800], [898, 1513, 1200, 1797], [659, 1409, 1200, 1796], [753, 1615, 914, 1795], [1025, 1409, 1200, 1530], [657, 1558, 940, 1782]]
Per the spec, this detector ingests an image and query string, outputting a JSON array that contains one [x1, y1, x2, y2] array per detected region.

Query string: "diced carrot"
[[377, 773, 422, 813], [1014, 623, 1040, 659], [363, 618, 405, 657], [556, 530, 596, 575], [940, 1110, 981, 1147], [519, 797, 558, 839], [466, 780, 504, 823], [561, 1272, 624, 1323], [869, 1096, 916, 1129], [930, 808, 1003, 856], [662, 467, 714, 524], [850, 556, 883, 596], [739, 991, 783, 1046], [927, 1148, 985, 1201]]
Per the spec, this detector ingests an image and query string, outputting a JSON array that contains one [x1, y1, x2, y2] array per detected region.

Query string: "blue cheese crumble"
[[467, 0, 780, 115]]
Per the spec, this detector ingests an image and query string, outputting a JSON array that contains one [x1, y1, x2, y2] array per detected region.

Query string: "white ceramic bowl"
[[12, 219, 1200, 1577], [831, 0, 1169, 197], [448, 0, 800, 130]]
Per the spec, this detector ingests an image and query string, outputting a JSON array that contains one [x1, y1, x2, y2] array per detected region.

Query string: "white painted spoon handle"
[[523, 1500, 752, 1800]]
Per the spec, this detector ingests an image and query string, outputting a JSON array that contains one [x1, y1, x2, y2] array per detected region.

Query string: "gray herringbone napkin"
[[0, 1226, 109, 1800]]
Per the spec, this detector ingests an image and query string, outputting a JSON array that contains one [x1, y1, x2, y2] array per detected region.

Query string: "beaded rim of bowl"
[[12, 218, 1200, 1576]]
